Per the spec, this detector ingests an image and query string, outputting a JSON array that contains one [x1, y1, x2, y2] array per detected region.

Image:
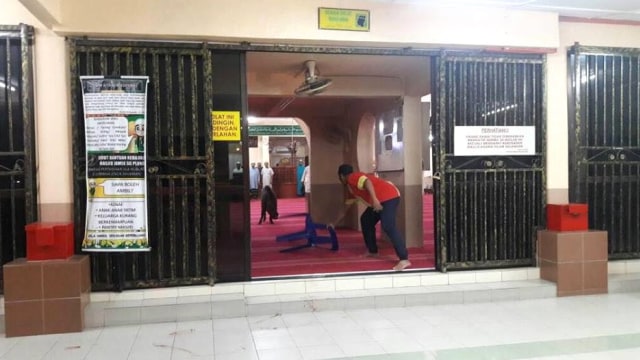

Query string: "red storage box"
[[546, 204, 588, 231], [26, 222, 74, 261]]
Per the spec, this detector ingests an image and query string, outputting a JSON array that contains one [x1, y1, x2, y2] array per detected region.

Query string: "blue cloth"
[[296, 164, 305, 196]]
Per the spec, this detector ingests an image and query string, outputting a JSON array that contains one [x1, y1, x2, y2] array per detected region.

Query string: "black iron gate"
[[568, 45, 640, 259], [0, 24, 37, 287], [69, 40, 216, 290], [432, 52, 546, 271]]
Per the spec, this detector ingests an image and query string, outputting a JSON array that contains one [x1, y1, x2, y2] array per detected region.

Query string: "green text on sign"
[[318, 7, 370, 31], [248, 125, 304, 137]]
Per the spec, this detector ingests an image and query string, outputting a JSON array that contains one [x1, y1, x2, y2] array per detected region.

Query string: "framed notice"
[[80, 76, 150, 252], [318, 7, 370, 31], [454, 126, 535, 156]]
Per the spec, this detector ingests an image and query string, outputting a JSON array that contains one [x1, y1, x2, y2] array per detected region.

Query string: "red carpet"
[[251, 194, 435, 278]]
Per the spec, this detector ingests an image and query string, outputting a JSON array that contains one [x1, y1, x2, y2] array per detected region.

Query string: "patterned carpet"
[[250, 194, 435, 278]]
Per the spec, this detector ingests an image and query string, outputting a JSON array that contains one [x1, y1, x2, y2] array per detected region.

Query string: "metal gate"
[[69, 40, 216, 290], [568, 45, 640, 259], [0, 24, 37, 287], [432, 52, 546, 271]]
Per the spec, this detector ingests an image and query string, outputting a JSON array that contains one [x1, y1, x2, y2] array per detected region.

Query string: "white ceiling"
[[247, 0, 640, 117], [247, 52, 429, 96], [247, 0, 640, 94], [386, 0, 640, 22]]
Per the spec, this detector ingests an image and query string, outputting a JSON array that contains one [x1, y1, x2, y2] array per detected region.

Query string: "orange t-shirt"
[[345, 172, 400, 206]]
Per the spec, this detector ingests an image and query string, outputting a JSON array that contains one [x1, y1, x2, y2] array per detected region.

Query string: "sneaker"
[[393, 260, 411, 271], [363, 251, 379, 258]]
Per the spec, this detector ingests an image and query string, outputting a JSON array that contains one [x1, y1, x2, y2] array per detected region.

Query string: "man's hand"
[[364, 178, 382, 212]]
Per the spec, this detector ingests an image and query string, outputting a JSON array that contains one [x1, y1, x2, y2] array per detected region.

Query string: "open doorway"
[[246, 52, 435, 278]]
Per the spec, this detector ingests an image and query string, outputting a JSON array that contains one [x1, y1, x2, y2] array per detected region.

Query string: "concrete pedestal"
[[3, 255, 91, 337], [538, 230, 608, 297]]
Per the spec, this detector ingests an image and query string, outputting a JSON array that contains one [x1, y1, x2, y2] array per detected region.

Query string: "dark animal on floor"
[[259, 186, 279, 224]]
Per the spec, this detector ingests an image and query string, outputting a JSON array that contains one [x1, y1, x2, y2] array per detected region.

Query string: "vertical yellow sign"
[[212, 111, 241, 141]]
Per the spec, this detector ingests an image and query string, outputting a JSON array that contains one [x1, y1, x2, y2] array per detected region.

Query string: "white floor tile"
[[256, 347, 301, 360], [126, 346, 172, 360], [247, 314, 287, 331], [213, 317, 251, 334], [214, 349, 258, 360], [350, 316, 396, 329], [338, 341, 386, 356], [172, 327, 214, 357], [1, 334, 59, 360], [82, 343, 133, 360], [252, 328, 296, 350], [366, 327, 424, 353], [2, 290, 640, 360], [280, 312, 319, 327], [40, 330, 101, 360], [214, 332, 256, 355], [288, 324, 335, 347], [298, 344, 345, 360]]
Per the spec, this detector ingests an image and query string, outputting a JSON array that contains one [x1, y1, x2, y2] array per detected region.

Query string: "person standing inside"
[[261, 161, 274, 189], [329, 164, 411, 271], [249, 162, 260, 198], [301, 160, 311, 212], [231, 161, 243, 185], [232, 161, 243, 174], [296, 160, 306, 196]]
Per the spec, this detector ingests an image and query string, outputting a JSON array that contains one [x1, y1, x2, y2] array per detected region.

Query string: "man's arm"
[[328, 200, 355, 229], [328, 183, 355, 229]]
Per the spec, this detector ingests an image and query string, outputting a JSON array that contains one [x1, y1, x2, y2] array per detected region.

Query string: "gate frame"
[[0, 24, 38, 273], [432, 51, 547, 272], [567, 43, 640, 260], [67, 38, 551, 288], [68, 39, 217, 290]]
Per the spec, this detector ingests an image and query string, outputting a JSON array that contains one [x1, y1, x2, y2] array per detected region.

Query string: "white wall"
[[544, 20, 640, 203], [6, 0, 640, 211], [2, 0, 71, 217], [53, 0, 559, 49]]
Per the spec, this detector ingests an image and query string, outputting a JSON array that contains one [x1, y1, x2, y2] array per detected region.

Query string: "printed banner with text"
[[80, 76, 150, 252]]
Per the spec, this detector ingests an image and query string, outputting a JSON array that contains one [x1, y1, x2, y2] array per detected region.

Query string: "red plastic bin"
[[25, 222, 74, 261], [546, 204, 588, 231]]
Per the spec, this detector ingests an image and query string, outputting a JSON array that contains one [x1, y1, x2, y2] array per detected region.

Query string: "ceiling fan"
[[265, 60, 333, 116], [294, 60, 333, 96]]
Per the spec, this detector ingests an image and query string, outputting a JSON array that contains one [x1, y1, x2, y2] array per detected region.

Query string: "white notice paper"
[[454, 126, 535, 156]]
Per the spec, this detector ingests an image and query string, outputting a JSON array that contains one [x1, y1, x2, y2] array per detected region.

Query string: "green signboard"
[[248, 125, 304, 136]]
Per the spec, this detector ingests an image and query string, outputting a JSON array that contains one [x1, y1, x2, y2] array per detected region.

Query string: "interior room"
[[245, 51, 435, 278]]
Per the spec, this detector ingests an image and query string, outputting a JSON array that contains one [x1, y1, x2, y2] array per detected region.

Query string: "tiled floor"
[[1, 292, 640, 359]]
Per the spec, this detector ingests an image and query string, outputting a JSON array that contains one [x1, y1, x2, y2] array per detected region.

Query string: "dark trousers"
[[360, 197, 408, 260]]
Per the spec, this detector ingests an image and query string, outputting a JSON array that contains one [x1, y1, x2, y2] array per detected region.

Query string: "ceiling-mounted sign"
[[212, 111, 241, 141], [318, 7, 370, 32], [248, 125, 304, 137]]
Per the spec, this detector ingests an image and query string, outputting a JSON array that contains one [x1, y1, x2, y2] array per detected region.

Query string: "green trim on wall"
[[248, 125, 304, 136]]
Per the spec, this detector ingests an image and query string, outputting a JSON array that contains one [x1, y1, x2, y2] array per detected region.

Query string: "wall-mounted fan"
[[294, 60, 333, 96]]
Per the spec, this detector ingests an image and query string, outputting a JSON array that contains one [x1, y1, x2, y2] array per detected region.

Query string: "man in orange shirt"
[[329, 164, 411, 271]]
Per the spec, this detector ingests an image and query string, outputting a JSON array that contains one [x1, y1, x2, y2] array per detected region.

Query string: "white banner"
[[80, 76, 150, 252], [454, 126, 536, 156]]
